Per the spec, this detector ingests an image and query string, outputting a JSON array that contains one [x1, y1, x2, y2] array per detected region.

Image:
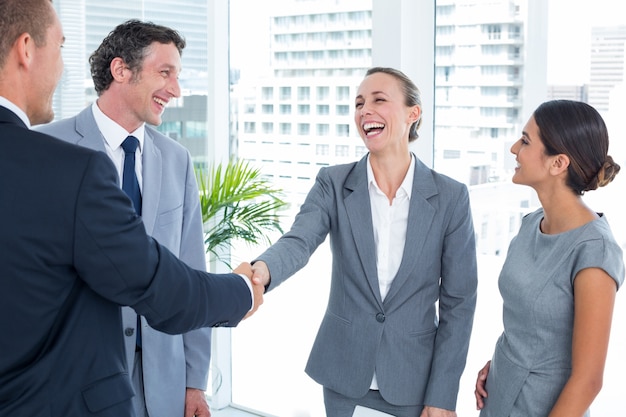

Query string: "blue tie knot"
[[122, 135, 139, 154]]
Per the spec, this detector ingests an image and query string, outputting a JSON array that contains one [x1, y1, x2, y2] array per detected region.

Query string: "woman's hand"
[[475, 360, 491, 410]]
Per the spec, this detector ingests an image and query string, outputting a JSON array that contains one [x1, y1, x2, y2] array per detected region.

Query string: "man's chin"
[[30, 110, 54, 127]]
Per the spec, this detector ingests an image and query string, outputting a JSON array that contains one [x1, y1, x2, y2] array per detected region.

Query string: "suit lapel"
[[140, 129, 161, 236], [76, 108, 161, 235], [383, 157, 438, 304], [75, 108, 108, 154], [344, 157, 384, 306]]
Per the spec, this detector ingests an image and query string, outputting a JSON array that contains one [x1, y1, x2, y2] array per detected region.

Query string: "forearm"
[[548, 374, 602, 417]]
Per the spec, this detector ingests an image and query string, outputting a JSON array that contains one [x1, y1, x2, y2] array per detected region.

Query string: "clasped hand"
[[233, 262, 264, 319]]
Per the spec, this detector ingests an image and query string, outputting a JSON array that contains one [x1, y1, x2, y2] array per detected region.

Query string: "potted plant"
[[196, 158, 287, 268]]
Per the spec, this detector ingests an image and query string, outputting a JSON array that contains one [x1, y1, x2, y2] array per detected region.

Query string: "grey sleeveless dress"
[[480, 209, 624, 417]]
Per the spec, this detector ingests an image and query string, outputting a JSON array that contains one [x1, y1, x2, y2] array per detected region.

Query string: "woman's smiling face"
[[354, 72, 419, 155], [510, 115, 553, 188]]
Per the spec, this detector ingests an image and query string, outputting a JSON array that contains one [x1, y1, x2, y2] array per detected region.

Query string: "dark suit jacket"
[[0, 106, 250, 416], [257, 155, 477, 409], [37, 106, 212, 417]]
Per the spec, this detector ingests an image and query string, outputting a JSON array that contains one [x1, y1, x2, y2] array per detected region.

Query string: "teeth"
[[154, 97, 166, 106], [363, 122, 384, 131]]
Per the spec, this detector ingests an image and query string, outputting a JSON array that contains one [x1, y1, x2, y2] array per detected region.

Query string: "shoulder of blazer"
[[0, 106, 27, 127], [145, 125, 189, 155], [320, 156, 363, 192], [34, 107, 88, 144]]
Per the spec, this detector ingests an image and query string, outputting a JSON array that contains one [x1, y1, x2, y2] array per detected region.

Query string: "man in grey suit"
[[38, 20, 211, 417], [252, 67, 477, 417]]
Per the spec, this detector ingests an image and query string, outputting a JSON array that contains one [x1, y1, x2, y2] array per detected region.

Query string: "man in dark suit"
[[37, 20, 216, 417], [0, 1, 263, 416]]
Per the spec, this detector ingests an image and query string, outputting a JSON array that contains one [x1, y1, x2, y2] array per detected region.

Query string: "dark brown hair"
[[89, 19, 186, 95], [533, 99, 620, 195]]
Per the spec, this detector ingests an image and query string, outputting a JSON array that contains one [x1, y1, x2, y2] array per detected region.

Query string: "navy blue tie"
[[121, 136, 142, 216], [121, 136, 143, 349]]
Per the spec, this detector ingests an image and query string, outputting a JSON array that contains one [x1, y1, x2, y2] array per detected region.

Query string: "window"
[[226, 1, 626, 416], [335, 86, 350, 101], [335, 144, 349, 157], [262, 86, 273, 100], [184, 121, 206, 139], [262, 122, 274, 134], [317, 86, 330, 100], [298, 86, 310, 101], [316, 104, 329, 115], [158, 121, 182, 140], [297, 123, 310, 135], [316, 144, 330, 156], [243, 121, 255, 134], [316, 123, 329, 136], [335, 124, 349, 136], [335, 104, 350, 115], [280, 86, 292, 100], [280, 123, 292, 135]]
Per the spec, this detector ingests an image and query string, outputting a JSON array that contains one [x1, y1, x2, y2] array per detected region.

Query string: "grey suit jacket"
[[37, 106, 210, 417], [256, 155, 477, 410]]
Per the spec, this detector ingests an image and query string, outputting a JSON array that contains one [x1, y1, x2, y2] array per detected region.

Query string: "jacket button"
[[124, 327, 135, 337], [376, 313, 385, 323]]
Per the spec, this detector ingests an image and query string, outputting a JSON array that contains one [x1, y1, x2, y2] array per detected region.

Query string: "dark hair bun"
[[584, 155, 620, 191], [594, 155, 621, 189]]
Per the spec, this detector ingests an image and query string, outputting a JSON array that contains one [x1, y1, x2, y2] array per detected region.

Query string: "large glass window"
[[229, 1, 626, 416]]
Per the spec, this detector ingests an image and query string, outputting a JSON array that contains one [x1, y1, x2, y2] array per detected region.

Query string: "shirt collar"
[[0, 96, 31, 128], [366, 153, 415, 199], [91, 101, 145, 151]]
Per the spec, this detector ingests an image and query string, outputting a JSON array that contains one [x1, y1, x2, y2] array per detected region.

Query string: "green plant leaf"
[[196, 158, 288, 268]]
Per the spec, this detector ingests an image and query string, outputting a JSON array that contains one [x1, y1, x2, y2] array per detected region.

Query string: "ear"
[[549, 154, 570, 176], [110, 57, 129, 82], [408, 105, 421, 124], [14, 33, 35, 68]]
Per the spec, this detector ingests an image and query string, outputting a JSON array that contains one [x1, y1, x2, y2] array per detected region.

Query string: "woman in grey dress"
[[474, 100, 625, 417]]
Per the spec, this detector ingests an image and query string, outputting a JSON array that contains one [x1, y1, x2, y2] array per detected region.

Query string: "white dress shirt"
[[367, 153, 415, 389], [91, 102, 144, 191], [0, 96, 31, 128]]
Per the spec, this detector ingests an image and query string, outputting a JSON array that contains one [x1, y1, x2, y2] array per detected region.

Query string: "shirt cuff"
[[238, 273, 254, 312]]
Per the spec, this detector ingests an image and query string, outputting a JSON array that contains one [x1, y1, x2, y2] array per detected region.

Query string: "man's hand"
[[233, 262, 263, 319], [419, 406, 457, 417], [475, 360, 491, 410], [184, 388, 210, 417]]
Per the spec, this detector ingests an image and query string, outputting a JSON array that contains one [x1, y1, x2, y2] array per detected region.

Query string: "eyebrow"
[[355, 90, 388, 101]]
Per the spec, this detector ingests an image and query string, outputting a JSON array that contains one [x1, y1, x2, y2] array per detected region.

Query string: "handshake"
[[233, 261, 271, 319]]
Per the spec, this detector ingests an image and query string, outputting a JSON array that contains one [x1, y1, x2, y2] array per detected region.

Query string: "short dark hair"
[[89, 19, 186, 95], [533, 100, 620, 195], [365, 67, 423, 142], [0, 0, 54, 69]]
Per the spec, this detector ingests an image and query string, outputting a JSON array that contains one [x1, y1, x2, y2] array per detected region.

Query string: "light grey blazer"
[[37, 106, 210, 417], [256, 155, 478, 410]]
